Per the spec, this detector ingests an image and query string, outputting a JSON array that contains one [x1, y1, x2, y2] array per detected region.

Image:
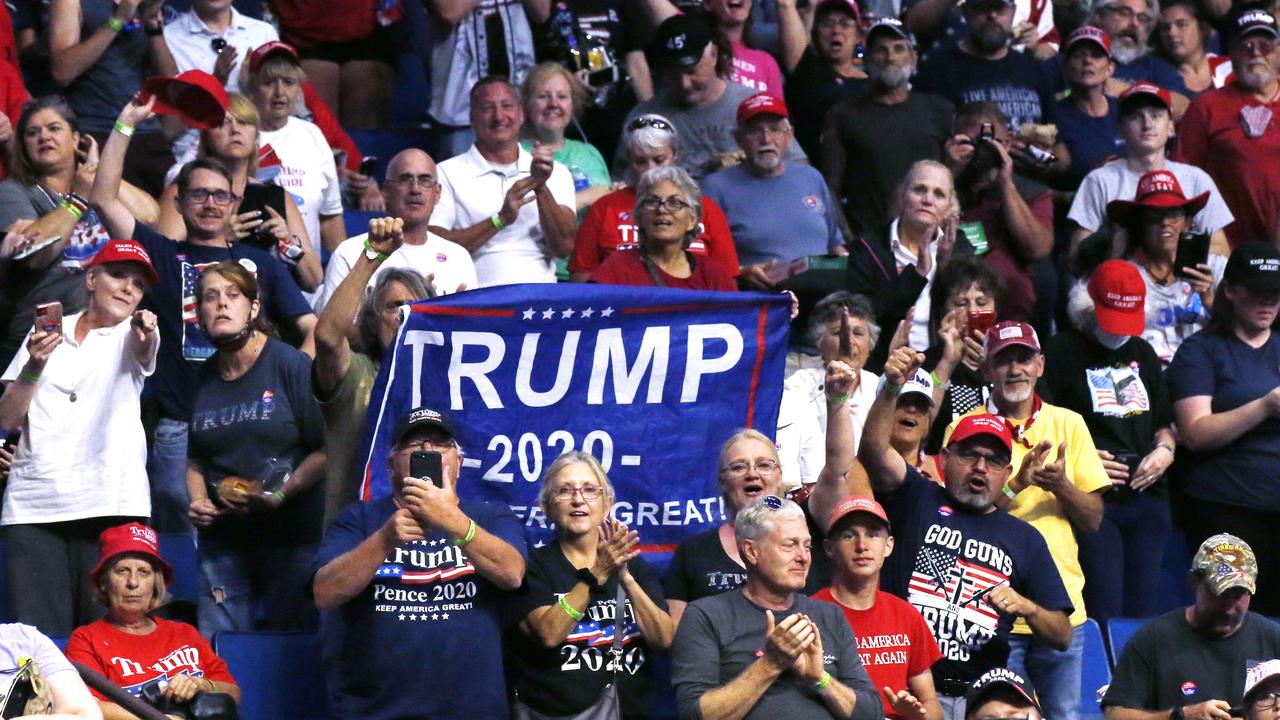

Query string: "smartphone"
[[358, 156, 378, 178], [967, 309, 996, 336], [410, 451, 443, 489], [1111, 451, 1140, 483], [34, 301, 62, 336], [1174, 232, 1210, 279], [239, 184, 288, 249]]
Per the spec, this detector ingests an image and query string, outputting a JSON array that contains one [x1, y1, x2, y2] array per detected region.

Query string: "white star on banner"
[[542, 308, 555, 319], [561, 308, 575, 319], [601, 307, 615, 317], [581, 307, 594, 318], [522, 308, 535, 320]]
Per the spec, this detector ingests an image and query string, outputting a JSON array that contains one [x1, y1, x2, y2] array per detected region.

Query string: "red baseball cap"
[[1088, 259, 1146, 336], [984, 320, 1041, 359], [87, 239, 159, 286], [1119, 82, 1172, 115], [89, 523, 173, 588], [737, 93, 789, 126], [1106, 170, 1210, 226], [248, 40, 300, 74], [140, 70, 228, 130], [948, 414, 1014, 454], [1064, 25, 1112, 57], [828, 495, 892, 532]]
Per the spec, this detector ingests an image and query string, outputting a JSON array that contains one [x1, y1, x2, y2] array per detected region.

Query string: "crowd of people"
[[0, 0, 1277, 718]]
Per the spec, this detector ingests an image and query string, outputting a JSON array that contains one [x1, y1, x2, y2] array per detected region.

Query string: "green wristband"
[[271, 490, 286, 504], [452, 519, 477, 547], [107, 16, 125, 32], [813, 671, 832, 690], [557, 595, 584, 621], [18, 367, 41, 384], [490, 214, 506, 231], [113, 121, 135, 137], [825, 393, 849, 405]]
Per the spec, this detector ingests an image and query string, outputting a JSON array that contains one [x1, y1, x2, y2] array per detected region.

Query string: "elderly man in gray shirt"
[[672, 495, 882, 720]]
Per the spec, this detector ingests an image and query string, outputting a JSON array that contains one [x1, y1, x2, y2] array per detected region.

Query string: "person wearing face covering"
[[1041, 260, 1175, 626]]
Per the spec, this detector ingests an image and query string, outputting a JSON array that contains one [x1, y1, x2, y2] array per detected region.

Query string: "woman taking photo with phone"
[[0, 239, 159, 635], [186, 261, 325, 637]]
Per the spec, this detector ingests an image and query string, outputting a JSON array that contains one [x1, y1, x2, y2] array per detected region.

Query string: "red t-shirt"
[[1175, 83, 1280, 250], [66, 617, 236, 701], [811, 588, 942, 716], [591, 248, 739, 291], [270, 0, 378, 48], [961, 185, 1053, 322], [570, 187, 739, 277], [0, 58, 30, 180]]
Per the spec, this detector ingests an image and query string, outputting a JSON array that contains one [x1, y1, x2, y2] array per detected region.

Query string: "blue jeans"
[[1007, 625, 1085, 720], [146, 417, 193, 536], [197, 535, 318, 640], [1077, 492, 1172, 623]]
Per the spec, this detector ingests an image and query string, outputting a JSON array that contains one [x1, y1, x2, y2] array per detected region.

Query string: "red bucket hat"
[[88, 523, 173, 588], [140, 70, 229, 130], [1106, 170, 1210, 226]]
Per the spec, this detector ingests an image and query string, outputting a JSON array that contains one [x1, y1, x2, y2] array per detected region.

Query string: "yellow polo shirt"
[[946, 403, 1111, 631]]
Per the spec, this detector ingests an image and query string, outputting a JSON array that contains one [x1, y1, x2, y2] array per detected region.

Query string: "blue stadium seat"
[[1107, 617, 1146, 666], [158, 533, 199, 603], [347, 129, 434, 182], [0, 538, 9, 622], [1081, 618, 1111, 720], [344, 210, 380, 240], [214, 632, 328, 720], [48, 635, 69, 652]]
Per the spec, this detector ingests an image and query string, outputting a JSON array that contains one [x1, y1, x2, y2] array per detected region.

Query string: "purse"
[[0, 658, 52, 717], [140, 679, 239, 720], [513, 581, 627, 720]]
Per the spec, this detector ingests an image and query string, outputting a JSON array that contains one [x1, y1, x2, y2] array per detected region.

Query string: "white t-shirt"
[[1128, 254, 1227, 366], [775, 366, 879, 490], [312, 231, 479, 311], [433, 145, 575, 287], [257, 117, 344, 257], [0, 312, 158, 524], [1067, 159, 1235, 235]]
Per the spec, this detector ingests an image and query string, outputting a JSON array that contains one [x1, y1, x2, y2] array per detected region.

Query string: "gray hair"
[[1066, 280, 1097, 333], [717, 428, 780, 474], [633, 166, 703, 241], [734, 496, 805, 551], [1091, 0, 1160, 19], [357, 267, 435, 360], [893, 160, 958, 220], [537, 451, 617, 511], [807, 291, 881, 348], [624, 114, 680, 157]]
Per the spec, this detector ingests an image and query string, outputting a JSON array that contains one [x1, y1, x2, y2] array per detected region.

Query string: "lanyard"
[[987, 394, 1042, 449]]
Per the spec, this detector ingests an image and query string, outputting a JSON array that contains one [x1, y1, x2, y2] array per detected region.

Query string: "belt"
[[937, 679, 972, 697]]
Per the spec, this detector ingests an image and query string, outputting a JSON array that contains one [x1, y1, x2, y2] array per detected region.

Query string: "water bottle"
[[571, 166, 590, 192]]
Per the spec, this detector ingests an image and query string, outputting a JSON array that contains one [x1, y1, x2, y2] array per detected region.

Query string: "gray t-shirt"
[[0, 623, 75, 680], [1067, 159, 1235, 235], [616, 82, 808, 181], [672, 589, 882, 720], [1127, 255, 1227, 366]]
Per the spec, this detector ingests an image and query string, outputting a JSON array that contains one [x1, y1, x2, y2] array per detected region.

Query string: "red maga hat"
[[140, 70, 229, 130], [1106, 170, 1209, 226], [1089, 259, 1146, 336], [88, 523, 173, 588], [87, 239, 160, 286]]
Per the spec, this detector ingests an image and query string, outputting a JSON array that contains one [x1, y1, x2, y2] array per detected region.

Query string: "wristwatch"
[[363, 238, 388, 262], [576, 568, 602, 592], [1170, 707, 1185, 720]]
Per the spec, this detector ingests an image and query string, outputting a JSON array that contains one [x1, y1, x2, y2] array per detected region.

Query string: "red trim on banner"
[[412, 306, 514, 317], [637, 543, 678, 553], [744, 306, 769, 428], [361, 463, 372, 501], [624, 303, 726, 314]]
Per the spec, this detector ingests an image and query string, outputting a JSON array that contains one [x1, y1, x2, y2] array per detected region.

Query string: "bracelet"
[[490, 214, 506, 231], [113, 121, 135, 137], [1002, 482, 1018, 501], [825, 393, 849, 405], [107, 16, 124, 32], [813, 671, 832, 690], [270, 490, 286, 504], [362, 238, 389, 262], [18, 367, 40, 384], [451, 518, 477, 547], [59, 199, 83, 220], [557, 595, 584, 621], [885, 381, 904, 393], [204, 678, 215, 692], [1155, 441, 1175, 455]]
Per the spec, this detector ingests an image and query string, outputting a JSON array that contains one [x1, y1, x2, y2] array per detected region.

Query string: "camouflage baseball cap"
[[1192, 533, 1258, 596]]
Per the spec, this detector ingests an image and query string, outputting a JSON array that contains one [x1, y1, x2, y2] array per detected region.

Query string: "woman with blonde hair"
[[520, 61, 612, 211]]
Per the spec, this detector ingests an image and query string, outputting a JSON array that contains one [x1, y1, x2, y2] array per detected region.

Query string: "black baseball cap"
[[652, 13, 715, 69], [393, 407, 457, 446], [965, 668, 1042, 718], [866, 18, 915, 46], [1224, 241, 1280, 293], [1233, 7, 1279, 41]]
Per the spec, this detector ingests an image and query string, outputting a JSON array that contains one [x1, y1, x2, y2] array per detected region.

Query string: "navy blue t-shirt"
[[915, 44, 1053, 127], [878, 468, 1073, 683], [1051, 96, 1123, 188], [133, 224, 312, 420], [1166, 330, 1280, 509], [1042, 53, 1190, 98], [313, 495, 528, 720], [188, 337, 325, 543]]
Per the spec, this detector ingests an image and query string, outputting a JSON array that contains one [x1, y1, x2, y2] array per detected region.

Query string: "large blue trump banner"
[[355, 284, 791, 550]]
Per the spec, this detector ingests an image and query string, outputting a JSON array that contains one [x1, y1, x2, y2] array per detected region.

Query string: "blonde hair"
[[521, 61, 588, 120], [538, 451, 617, 513], [199, 93, 261, 176], [93, 555, 168, 612]]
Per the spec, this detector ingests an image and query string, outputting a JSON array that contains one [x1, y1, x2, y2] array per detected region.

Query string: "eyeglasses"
[[396, 439, 457, 454], [211, 38, 228, 54], [723, 460, 781, 477], [638, 195, 691, 213], [553, 485, 603, 503], [741, 122, 791, 139], [1252, 693, 1280, 712], [1101, 5, 1154, 25], [951, 446, 1011, 471], [388, 173, 438, 189], [1235, 38, 1278, 56], [818, 17, 859, 30], [182, 188, 239, 206], [627, 116, 674, 133]]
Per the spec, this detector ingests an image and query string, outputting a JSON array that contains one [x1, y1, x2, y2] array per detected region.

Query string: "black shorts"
[[294, 27, 397, 66]]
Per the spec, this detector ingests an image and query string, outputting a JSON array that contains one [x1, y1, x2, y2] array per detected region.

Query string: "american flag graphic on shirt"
[[1085, 364, 1150, 417], [907, 526, 1010, 661]]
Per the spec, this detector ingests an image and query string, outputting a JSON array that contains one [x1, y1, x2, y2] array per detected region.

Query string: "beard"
[[999, 382, 1034, 403], [1111, 37, 1148, 64], [1237, 66, 1278, 92], [868, 62, 914, 90], [948, 482, 994, 510], [971, 23, 1011, 54]]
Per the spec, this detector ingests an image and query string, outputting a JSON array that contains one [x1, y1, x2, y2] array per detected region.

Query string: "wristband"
[[362, 238, 389, 262], [825, 393, 849, 405], [107, 16, 125, 32], [1002, 482, 1018, 501], [490, 214, 506, 231], [59, 199, 83, 220], [557, 595, 584, 621], [1155, 441, 1175, 455], [145, 24, 163, 36], [813, 671, 832, 690], [885, 381, 904, 393], [452, 519, 477, 547], [18, 367, 40, 384], [270, 490, 286, 504], [113, 121, 135, 137]]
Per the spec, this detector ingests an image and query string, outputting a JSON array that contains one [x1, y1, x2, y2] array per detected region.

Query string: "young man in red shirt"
[[814, 496, 945, 720]]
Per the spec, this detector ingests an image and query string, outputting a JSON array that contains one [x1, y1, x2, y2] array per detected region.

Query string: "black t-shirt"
[[1103, 609, 1280, 710], [878, 468, 1073, 683], [822, 92, 955, 234], [785, 50, 872, 160], [914, 44, 1053, 128], [504, 544, 667, 718], [188, 337, 325, 543], [1042, 328, 1173, 499]]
